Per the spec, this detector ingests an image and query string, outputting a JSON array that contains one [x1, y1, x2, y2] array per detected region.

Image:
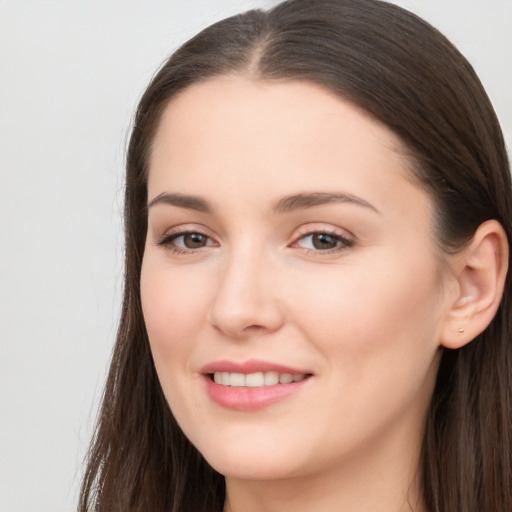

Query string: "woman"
[[79, 1, 512, 511]]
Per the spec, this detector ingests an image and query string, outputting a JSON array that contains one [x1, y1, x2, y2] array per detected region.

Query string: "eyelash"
[[292, 229, 354, 255], [156, 228, 354, 255], [156, 229, 215, 254]]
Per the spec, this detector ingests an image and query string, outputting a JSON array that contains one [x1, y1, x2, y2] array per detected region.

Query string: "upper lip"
[[201, 359, 312, 375]]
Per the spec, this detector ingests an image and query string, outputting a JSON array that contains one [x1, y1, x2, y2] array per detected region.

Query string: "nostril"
[[244, 324, 265, 332]]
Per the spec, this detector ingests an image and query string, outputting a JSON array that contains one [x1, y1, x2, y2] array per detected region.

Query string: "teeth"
[[230, 372, 246, 387], [245, 372, 264, 387], [212, 371, 307, 387], [279, 373, 294, 384], [264, 371, 279, 386]]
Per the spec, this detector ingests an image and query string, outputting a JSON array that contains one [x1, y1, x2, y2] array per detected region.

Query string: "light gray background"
[[0, 1, 510, 511]]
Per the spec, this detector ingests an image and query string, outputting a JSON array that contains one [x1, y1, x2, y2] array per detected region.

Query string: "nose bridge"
[[208, 238, 283, 337]]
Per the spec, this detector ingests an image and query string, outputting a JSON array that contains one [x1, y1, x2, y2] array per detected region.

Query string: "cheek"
[[285, 254, 443, 360], [284, 257, 443, 435], [140, 256, 216, 423], [140, 257, 211, 359]]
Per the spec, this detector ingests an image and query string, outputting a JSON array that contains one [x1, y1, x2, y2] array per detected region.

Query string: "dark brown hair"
[[79, 1, 512, 511]]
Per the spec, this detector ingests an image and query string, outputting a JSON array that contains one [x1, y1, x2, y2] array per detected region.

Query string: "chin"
[[191, 430, 321, 482], [205, 452, 302, 481]]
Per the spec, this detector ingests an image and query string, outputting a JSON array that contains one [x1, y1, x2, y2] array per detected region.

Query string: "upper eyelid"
[[292, 223, 354, 239], [156, 223, 215, 238]]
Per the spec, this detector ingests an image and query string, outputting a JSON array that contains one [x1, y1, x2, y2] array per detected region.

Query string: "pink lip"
[[201, 359, 310, 375], [201, 359, 313, 411]]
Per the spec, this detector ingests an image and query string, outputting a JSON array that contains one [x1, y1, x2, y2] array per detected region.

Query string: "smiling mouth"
[[210, 371, 311, 387], [204, 366, 313, 410]]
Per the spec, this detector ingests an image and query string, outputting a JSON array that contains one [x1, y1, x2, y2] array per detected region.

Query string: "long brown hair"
[[79, 1, 512, 511]]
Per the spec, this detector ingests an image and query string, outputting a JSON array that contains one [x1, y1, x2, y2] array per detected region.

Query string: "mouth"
[[209, 371, 310, 387], [201, 360, 313, 411]]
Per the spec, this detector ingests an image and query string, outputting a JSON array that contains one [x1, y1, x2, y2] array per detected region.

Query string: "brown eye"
[[181, 232, 209, 248], [311, 233, 339, 250], [294, 231, 353, 253], [157, 231, 216, 252]]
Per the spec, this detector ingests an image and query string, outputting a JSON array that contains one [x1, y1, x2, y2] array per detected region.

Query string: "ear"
[[440, 219, 509, 349]]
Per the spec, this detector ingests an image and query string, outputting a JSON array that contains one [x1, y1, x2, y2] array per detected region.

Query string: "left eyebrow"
[[273, 192, 380, 214]]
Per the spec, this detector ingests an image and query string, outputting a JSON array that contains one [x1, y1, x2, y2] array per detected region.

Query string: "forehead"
[[148, 76, 432, 228], [151, 77, 405, 163]]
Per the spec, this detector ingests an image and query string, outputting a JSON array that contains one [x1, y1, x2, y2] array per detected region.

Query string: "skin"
[[140, 76, 464, 512]]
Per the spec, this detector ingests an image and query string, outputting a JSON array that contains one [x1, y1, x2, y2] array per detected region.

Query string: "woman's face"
[[141, 77, 457, 481]]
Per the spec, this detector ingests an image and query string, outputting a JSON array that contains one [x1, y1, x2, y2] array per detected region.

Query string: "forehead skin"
[[149, 80, 426, 204]]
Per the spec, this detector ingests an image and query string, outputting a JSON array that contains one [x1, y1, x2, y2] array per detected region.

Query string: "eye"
[[175, 232, 210, 249], [157, 230, 217, 252], [293, 231, 353, 253]]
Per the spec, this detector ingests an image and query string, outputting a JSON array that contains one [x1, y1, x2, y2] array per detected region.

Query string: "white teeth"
[[279, 373, 294, 384], [245, 372, 264, 387], [212, 371, 307, 387], [264, 371, 279, 386], [229, 373, 246, 387]]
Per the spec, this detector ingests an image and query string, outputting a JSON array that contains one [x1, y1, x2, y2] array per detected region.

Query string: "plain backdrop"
[[0, 1, 510, 511]]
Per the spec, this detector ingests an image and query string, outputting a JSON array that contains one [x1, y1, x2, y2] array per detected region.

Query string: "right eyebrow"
[[147, 192, 213, 213]]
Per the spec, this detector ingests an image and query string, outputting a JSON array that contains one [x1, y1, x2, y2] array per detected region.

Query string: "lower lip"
[[204, 375, 311, 411]]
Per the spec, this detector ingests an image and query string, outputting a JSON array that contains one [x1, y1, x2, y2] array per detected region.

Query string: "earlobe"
[[440, 219, 509, 349]]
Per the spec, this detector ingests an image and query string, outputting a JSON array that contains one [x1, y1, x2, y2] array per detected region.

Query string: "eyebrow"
[[273, 191, 379, 214], [147, 192, 213, 213], [147, 191, 379, 215]]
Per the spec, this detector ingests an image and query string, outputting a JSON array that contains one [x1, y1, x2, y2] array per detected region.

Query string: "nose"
[[208, 247, 285, 339]]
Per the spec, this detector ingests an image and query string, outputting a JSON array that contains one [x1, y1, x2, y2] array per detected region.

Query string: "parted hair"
[[79, 1, 512, 511]]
